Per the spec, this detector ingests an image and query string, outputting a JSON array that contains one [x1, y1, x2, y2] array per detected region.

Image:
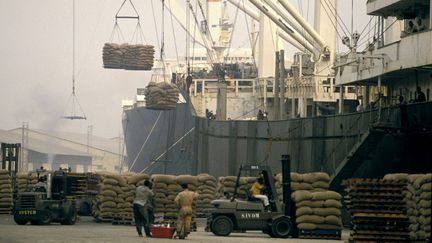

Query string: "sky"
[[0, 0, 368, 138]]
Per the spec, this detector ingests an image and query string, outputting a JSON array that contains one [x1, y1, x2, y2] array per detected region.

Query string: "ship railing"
[[189, 78, 255, 97]]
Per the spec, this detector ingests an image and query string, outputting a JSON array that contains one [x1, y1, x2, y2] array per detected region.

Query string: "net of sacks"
[[123, 44, 155, 71], [292, 190, 342, 231], [144, 82, 180, 110], [274, 172, 331, 204], [102, 43, 128, 69], [0, 170, 13, 214]]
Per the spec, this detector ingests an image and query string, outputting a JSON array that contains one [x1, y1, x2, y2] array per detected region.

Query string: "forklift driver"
[[34, 176, 48, 193], [250, 177, 270, 211]]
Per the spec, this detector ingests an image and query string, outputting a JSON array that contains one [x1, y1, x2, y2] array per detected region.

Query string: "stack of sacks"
[[123, 44, 155, 70], [0, 170, 12, 213], [107, 174, 131, 221], [93, 173, 120, 221], [102, 43, 127, 69], [219, 176, 237, 199], [196, 174, 217, 216], [238, 177, 257, 199], [16, 172, 34, 193], [151, 175, 176, 216], [144, 82, 180, 109], [413, 174, 431, 240], [292, 190, 342, 231]]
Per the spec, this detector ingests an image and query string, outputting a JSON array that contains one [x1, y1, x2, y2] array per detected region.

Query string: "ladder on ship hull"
[[329, 128, 387, 192]]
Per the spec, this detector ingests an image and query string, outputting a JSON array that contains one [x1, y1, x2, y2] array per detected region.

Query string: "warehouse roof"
[[0, 129, 90, 157]]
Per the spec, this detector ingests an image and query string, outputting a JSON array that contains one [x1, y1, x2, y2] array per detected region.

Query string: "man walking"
[[175, 183, 198, 239], [133, 180, 154, 237]]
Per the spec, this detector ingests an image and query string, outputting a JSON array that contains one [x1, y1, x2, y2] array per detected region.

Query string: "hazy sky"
[[0, 0, 367, 138]]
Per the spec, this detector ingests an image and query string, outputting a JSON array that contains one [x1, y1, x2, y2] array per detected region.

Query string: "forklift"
[[207, 155, 296, 238], [13, 168, 77, 225]]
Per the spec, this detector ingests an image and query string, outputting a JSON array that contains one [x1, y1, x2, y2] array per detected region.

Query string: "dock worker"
[[174, 183, 198, 239], [250, 177, 270, 211], [415, 86, 426, 102], [34, 176, 47, 193], [133, 180, 154, 238]]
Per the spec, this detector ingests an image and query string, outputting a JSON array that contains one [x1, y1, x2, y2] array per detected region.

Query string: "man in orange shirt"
[[175, 183, 198, 239], [250, 177, 270, 210]]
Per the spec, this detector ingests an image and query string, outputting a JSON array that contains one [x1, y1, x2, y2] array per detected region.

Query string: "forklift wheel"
[[38, 211, 53, 225], [271, 217, 292, 238], [61, 207, 77, 225], [211, 215, 233, 236]]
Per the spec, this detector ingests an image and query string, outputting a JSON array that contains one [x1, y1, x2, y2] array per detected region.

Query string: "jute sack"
[[419, 200, 431, 208], [103, 178, 118, 186], [105, 174, 127, 187], [419, 216, 431, 225], [313, 208, 341, 217], [296, 215, 325, 224], [311, 191, 341, 201], [296, 207, 313, 216], [297, 223, 317, 230], [292, 190, 312, 203], [223, 181, 236, 188], [302, 173, 330, 184], [151, 175, 176, 184], [414, 174, 432, 189], [296, 200, 325, 208], [383, 173, 409, 181], [312, 181, 329, 189], [420, 208, 431, 216], [420, 192, 431, 200], [127, 173, 150, 185], [324, 199, 342, 208], [0, 175, 10, 180], [176, 175, 198, 186], [154, 183, 168, 190], [421, 182, 431, 192], [102, 190, 117, 197], [324, 215, 342, 225]]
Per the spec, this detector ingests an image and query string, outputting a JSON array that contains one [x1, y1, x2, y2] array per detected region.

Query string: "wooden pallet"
[[299, 229, 341, 240], [112, 220, 134, 226]]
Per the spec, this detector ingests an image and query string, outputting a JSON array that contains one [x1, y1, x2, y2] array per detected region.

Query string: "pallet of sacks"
[[344, 178, 410, 242], [292, 190, 342, 239], [102, 43, 154, 70], [383, 173, 431, 242], [0, 170, 13, 214], [144, 82, 180, 110]]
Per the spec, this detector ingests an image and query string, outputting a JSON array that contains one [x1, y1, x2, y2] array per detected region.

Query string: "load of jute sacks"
[[144, 82, 180, 109], [292, 190, 342, 230], [102, 43, 154, 70], [123, 44, 155, 70], [196, 174, 218, 215], [16, 172, 38, 193], [274, 172, 331, 203], [274, 172, 342, 231], [384, 173, 431, 241], [102, 43, 127, 69], [0, 170, 13, 213]]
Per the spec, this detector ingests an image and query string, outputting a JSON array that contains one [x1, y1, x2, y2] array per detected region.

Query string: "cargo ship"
[[122, 0, 432, 188]]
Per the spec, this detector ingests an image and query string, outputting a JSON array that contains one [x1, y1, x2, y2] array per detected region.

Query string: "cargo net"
[[102, 0, 155, 71], [144, 82, 180, 110]]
